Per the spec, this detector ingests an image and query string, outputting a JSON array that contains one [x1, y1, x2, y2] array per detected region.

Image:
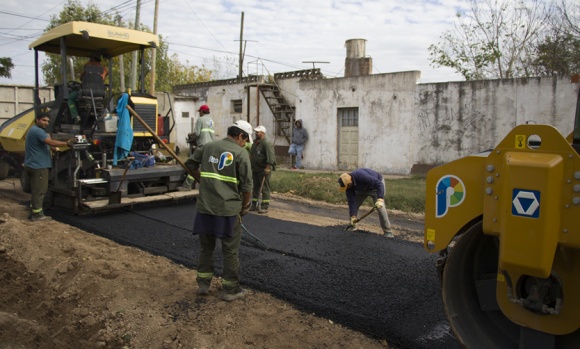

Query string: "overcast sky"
[[0, 0, 467, 86]]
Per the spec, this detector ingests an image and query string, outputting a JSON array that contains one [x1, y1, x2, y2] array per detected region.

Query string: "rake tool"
[[239, 217, 269, 251]]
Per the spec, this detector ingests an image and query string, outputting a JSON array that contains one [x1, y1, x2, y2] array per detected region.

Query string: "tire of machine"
[[443, 220, 523, 348], [442, 220, 580, 349]]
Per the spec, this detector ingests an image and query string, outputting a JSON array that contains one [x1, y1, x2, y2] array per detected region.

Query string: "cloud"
[[0, 0, 465, 86]]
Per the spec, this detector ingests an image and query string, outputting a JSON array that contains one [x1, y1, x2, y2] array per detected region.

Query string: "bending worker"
[[185, 120, 253, 301], [250, 125, 276, 214], [338, 168, 395, 238]]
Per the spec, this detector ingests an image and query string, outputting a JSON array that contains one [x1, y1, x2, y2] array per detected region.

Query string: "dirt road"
[[0, 180, 456, 349]]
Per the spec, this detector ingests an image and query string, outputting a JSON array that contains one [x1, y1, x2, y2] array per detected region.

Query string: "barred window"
[[338, 107, 358, 126], [232, 99, 243, 113]]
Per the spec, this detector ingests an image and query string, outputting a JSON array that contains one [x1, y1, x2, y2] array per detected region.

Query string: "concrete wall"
[[0, 85, 54, 125], [172, 75, 578, 173], [297, 71, 421, 173], [414, 77, 578, 166]]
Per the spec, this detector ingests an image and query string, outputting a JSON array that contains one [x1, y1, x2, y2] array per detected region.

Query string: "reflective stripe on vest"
[[200, 171, 238, 184], [201, 128, 215, 133]]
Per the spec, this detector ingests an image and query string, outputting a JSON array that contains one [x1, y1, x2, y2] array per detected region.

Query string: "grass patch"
[[270, 171, 425, 213]]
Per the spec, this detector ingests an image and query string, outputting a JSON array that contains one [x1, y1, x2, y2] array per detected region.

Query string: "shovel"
[[108, 159, 133, 205], [345, 206, 377, 231]]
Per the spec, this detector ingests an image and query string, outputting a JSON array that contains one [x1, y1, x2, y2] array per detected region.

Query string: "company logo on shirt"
[[218, 152, 234, 170]]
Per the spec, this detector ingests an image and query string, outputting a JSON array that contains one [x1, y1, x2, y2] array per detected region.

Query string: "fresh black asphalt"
[[51, 199, 460, 349]]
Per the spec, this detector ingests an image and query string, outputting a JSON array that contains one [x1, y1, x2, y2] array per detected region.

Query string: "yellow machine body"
[[424, 124, 580, 338], [0, 108, 35, 155]]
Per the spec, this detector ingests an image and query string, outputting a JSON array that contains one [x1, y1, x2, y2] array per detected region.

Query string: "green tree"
[[429, 0, 552, 80], [149, 36, 212, 92], [530, 0, 580, 77], [532, 31, 580, 76], [0, 57, 14, 78]]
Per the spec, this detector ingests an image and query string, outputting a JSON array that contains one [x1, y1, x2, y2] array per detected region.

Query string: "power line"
[[0, 10, 50, 22]]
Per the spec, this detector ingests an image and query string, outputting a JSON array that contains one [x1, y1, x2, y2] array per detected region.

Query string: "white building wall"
[[414, 77, 578, 166], [0, 85, 54, 125], [297, 71, 421, 173], [171, 97, 197, 154], [166, 74, 579, 174]]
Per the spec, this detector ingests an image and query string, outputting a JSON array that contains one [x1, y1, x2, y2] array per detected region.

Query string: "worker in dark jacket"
[[250, 125, 276, 214], [338, 168, 395, 237], [186, 120, 253, 301], [288, 119, 307, 169]]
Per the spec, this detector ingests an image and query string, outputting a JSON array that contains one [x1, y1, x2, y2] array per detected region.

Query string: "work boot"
[[345, 224, 357, 232], [30, 212, 51, 222], [220, 288, 247, 302], [249, 203, 258, 212], [384, 229, 394, 238], [197, 284, 210, 295], [257, 205, 269, 214]]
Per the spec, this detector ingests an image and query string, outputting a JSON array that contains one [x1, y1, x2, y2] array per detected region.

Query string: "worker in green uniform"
[[250, 125, 276, 214], [178, 104, 215, 191], [185, 119, 253, 301]]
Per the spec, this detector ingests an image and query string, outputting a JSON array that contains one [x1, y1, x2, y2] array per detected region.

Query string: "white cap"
[[232, 120, 253, 143], [254, 125, 266, 134]]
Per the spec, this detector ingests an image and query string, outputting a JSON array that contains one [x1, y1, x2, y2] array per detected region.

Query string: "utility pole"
[[131, 0, 141, 91], [238, 12, 244, 83], [149, 0, 159, 94], [117, 16, 125, 92]]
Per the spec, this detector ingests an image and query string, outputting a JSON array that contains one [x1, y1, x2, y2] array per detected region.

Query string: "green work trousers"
[[68, 90, 79, 119], [26, 167, 49, 214], [251, 171, 271, 209], [196, 218, 242, 293]]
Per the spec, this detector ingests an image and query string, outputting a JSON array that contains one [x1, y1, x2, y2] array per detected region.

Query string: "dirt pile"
[[0, 194, 389, 348]]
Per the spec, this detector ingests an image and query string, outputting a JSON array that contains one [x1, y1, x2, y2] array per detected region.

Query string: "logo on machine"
[[512, 189, 540, 218], [435, 175, 466, 218]]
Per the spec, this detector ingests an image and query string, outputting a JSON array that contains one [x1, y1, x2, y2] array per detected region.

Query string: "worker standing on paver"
[[338, 168, 395, 237], [250, 125, 276, 214], [179, 104, 215, 191], [185, 120, 253, 301]]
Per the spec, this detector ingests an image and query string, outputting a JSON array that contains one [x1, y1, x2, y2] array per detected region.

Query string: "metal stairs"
[[259, 84, 294, 144]]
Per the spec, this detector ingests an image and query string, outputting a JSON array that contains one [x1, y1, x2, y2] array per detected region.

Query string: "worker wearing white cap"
[[185, 119, 253, 301], [250, 125, 276, 214]]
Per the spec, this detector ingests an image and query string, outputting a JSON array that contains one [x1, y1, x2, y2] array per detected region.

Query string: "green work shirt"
[[250, 138, 275, 172], [192, 137, 253, 216], [194, 115, 215, 147]]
